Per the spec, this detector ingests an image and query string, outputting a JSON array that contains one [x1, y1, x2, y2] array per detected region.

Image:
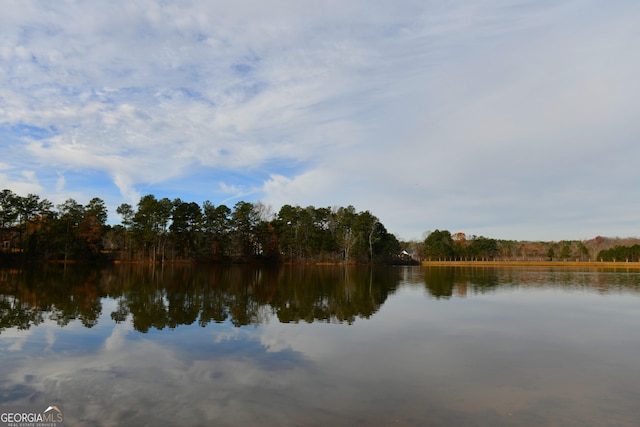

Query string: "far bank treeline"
[[0, 189, 402, 264], [419, 229, 640, 262], [2, 189, 638, 265]]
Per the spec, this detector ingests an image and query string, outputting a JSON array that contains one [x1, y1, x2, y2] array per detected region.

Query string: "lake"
[[1, 264, 639, 426]]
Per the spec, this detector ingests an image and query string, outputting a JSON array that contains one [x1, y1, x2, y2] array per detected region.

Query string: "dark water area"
[[1, 265, 639, 426]]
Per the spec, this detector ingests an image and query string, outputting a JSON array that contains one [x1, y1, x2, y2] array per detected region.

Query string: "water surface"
[[1, 265, 639, 426]]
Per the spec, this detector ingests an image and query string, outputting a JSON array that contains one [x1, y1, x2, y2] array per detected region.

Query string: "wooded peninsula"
[[1, 189, 639, 265]]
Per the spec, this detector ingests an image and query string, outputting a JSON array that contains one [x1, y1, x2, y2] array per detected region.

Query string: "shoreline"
[[421, 260, 640, 269]]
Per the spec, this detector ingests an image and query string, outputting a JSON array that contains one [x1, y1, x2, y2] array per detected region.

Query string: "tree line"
[[421, 229, 640, 262], [596, 244, 640, 262], [3, 188, 637, 265], [0, 189, 402, 264]]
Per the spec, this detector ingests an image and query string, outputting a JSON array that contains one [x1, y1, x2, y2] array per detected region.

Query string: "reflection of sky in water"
[[1, 281, 640, 426]]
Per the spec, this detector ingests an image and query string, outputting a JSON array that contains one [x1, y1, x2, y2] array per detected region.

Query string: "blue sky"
[[1, 0, 639, 241]]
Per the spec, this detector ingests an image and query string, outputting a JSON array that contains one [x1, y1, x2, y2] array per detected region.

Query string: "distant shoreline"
[[421, 260, 640, 269]]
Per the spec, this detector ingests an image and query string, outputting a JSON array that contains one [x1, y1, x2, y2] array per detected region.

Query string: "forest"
[[1, 188, 639, 265], [418, 230, 640, 262], [0, 189, 401, 264]]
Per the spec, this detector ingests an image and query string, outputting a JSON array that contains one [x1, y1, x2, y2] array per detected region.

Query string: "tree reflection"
[[0, 266, 104, 330], [422, 266, 503, 298], [3, 265, 639, 333], [0, 265, 400, 333], [420, 266, 640, 298]]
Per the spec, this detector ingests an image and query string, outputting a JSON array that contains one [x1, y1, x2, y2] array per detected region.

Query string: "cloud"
[[261, 0, 640, 240], [3, 317, 322, 425], [0, 172, 43, 196], [1, 1, 639, 239]]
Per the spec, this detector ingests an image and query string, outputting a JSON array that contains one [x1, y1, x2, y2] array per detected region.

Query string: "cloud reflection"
[[1, 268, 640, 426], [3, 314, 319, 426]]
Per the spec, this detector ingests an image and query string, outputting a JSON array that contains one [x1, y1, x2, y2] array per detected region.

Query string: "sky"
[[1, 0, 639, 241]]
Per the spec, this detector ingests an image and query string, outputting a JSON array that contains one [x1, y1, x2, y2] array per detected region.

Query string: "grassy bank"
[[421, 260, 640, 269]]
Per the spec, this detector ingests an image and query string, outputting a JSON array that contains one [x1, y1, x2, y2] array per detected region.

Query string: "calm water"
[[1, 265, 639, 426]]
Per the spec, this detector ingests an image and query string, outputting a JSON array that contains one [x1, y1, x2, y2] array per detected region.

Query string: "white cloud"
[[1, 0, 639, 239], [55, 172, 65, 193], [0, 173, 43, 196]]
